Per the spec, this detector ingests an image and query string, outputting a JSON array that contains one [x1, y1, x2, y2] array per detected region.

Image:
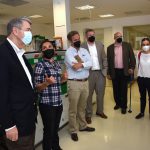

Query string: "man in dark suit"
[[0, 17, 36, 150], [107, 32, 136, 114], [81, 28, 108, 124]]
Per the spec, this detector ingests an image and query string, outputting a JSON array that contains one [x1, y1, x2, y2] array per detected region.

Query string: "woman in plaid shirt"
[[34, 39, 67, 150]]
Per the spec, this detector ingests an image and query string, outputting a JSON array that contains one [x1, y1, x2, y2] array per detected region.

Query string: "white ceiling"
[[0, 0, 150, 25]]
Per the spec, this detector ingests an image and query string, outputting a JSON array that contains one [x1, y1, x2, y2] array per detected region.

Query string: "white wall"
[[104, 28, 113, 52], [1, 15, 150, 50], [71, 15, 150, 50], [32, 23, 54, 39], [31, 15, 150, 48], [0, 23, 54, 39], [0, 24, 7, 35]]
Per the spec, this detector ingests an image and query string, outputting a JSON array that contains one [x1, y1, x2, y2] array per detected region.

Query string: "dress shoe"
[[121, 109, 126, 114], [96, 112, 108, 119], [71, 133, 78, 141], [86, 117, 92, 124], [114, 105, 120, 110], [135, 113, 144, 119], [79, 126, 95, 132]]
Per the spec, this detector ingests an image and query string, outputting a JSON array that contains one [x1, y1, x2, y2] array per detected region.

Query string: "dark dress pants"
[[112, 69, 128, 109], [0, 136, 8, 150], [0, 131, 35, 150], [137, 77, 150, 114], [39, 104, 63, 150]]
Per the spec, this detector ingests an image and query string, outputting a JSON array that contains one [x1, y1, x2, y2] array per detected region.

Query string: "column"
[[53, 0, 71, 50]]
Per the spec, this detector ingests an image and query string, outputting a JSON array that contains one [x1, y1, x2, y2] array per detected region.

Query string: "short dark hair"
[[85, 28, 95, 35], [67, 31, 79, 42], [141, 37, 150, 46], [40, 39, 54, 50]]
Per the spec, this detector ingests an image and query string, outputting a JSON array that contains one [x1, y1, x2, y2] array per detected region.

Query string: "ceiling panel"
[[0, 0, 149, 25]]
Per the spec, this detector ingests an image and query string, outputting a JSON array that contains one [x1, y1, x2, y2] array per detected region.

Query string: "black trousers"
[[137, 77, 150, 114], [0, 131, 35, 150], [0, 136, 8, 150], [39, 104, 63, 150], [112, 69, 129, 109]]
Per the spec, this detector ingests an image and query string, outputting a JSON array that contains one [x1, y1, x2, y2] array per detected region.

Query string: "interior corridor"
[[36, 80, 150, 150]]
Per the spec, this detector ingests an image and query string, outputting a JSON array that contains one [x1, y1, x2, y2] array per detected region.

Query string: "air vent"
[[124, 10, 142, 16], [0, 0, 29, 7]]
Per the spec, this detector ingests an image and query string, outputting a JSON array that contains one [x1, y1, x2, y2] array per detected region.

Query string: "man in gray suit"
[[107, 32, 136, 114], [81, 28, 108, 124]]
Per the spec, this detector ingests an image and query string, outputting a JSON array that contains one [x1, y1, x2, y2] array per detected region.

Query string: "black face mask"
[[73, 41, 81, 48], [42, 49, 55, 59], [116, 37, 122, 43], [88, 36, 95, 43]]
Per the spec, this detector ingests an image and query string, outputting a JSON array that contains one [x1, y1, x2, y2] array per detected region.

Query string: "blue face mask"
[[22, 31, 32, 45]]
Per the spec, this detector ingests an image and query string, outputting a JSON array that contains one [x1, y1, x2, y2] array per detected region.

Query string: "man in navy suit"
[[0, 17, 36, 150]]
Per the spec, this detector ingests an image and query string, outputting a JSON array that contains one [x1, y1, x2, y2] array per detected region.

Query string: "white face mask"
[[22, 31, 32, 45], [142, 45, 150, 52]]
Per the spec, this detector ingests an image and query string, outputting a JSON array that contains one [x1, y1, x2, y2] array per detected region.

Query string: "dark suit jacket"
[[0, 40, 36, 136], [107, 42, 136, 79], [81, 41, 108, 76]]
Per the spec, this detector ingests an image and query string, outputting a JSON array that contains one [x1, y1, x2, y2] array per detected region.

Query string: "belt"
[[91, 70, 100, 71], [68, 78, 88, 82]]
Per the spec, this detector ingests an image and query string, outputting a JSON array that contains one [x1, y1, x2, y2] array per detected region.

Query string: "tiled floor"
[[36, 81, 150, 150]]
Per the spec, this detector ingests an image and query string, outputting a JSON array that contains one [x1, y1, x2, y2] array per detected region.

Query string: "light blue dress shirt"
[[65, 46, 92, 79]]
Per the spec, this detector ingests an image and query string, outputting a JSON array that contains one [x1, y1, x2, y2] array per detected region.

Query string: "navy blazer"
[[0, 39, 36, 136]]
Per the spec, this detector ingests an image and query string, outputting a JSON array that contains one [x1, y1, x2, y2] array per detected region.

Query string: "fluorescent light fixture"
[[99, 14, 114, 18], [29, 15, 43, 18], [75, 5, 95, 10]]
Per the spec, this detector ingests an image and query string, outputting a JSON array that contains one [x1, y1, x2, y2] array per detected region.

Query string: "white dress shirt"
[[88, 42, 100, 70]]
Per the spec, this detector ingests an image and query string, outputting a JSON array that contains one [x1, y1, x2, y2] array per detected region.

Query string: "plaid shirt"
[[34, 59, 62, 106]]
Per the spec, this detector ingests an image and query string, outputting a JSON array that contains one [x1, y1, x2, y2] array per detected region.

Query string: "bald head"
[[114, 32, 122, 39], [114, 32, 123, 43]]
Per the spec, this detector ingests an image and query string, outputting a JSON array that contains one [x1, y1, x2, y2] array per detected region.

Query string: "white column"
[[104, 27, 113, 52], [53, 0, 71, 50]]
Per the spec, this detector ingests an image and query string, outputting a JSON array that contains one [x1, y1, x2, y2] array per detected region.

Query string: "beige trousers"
[[67, 80, 88, 133]]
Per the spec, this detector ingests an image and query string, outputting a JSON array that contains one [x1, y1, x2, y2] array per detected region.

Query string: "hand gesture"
[[45, 74, 56, 85]]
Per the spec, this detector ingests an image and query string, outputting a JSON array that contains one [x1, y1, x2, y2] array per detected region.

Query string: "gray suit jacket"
[[107, 42, 136, 79], [81, 41, 108, 76]]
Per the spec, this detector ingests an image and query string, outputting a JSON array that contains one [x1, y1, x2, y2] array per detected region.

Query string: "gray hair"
[[7, 16, 32, 36]]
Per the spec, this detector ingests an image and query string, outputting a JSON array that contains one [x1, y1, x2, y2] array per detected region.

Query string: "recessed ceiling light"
[[29, 15, 43, 18], [75, 5, 95, 10], [99, 14, 114, 18]]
